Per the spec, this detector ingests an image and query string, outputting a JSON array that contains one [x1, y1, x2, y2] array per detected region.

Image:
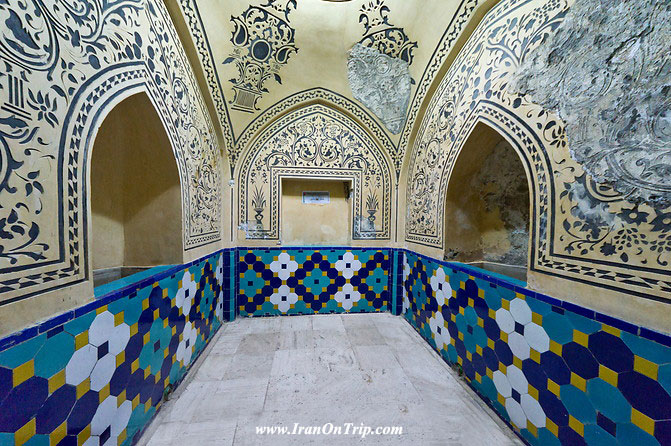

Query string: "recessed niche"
[[281, 178, 351, 245], [90, 92, 183, 288], [443, 123, 530, 281]]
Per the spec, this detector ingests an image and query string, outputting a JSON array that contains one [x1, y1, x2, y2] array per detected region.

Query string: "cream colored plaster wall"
[[281, 179, 350, 246]]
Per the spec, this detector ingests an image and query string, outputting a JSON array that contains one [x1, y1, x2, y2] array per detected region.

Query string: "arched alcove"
[[90, 92, 183, 287], [443, 123, 530, 281]]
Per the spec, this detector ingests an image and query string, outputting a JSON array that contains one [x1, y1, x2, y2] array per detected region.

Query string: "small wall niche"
[[281, 178, 351, 245], [90, 92, 183, 288], [443, 123, 530, 281]]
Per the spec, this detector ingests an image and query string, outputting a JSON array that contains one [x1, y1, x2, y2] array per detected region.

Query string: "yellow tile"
[[460, 281, 465, 290], [15, 418, 35, 446], [98, 384, 110, 403], [458, 332, 464, 341], [499, 363, 507, 374], [119, 390, 126, 404], [476, 345, 483, 355], [568, 415, 584, 436], [497, 394, 506, 406], [546, 419, 559, 436], [501, 299, 510, 310], [153, 308, 159, 320], [486, 369, 494, 379], [77, 425, 91, 446], [75, 332, 88, 350], [118, 429, 127, 445], [530, 349, 541, 364], [144, 400, 151, 412], [116, 351, 125, 368], [114, 312, 124, 326], [631, 408, 655, 435], [50, 421, 67, 445], [143, 332, 150, 345], [547, 379, 561, 397], [132, 394, 141, 409], [488, 309, 496, 319], [163, 318, 169, 328], [487, 338, 495, 349], [526, 421, 538, 437], [515, 292, 525, 300], [130, 323, 138, 337], [570, 373, 586, 392], [601, 324, 621, 337], [549, 340, 562, 356], [171, 326, 177, 335], [13, 360, 34, 387], [478, 288, 484, 298], [599, 365, 618, 386], [532, 312, 542, 325], [49, 370, 65, 394], [162, 288, 169, 298], [142, 298, 149, 310], [468, 298, 474, 307], [513, 356, 523, 369], [95, 306, 107, 315], [573, 330, 589, 347], [528, 386, 539, 400], [131, 358, 140, 373], [76, 379, 90, 399], [501, 332, 508, 343], [466, 351, 472, 361], [634, 356, 658, 380]]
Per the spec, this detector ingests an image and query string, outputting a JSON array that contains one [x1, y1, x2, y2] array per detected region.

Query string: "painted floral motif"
[[493, 365, 546, 429], [270, 284, 298, 312], [176, 271, 197, 317], [65, 311, 130, 391], [270, 252, 299, 281], [85, 396, 133, 446], [335, 252, 362, 280], [335, 283, 361, 310], [176, 321, 198, 365], [428, 311, 451, 351], [430, 266, 452, 305]]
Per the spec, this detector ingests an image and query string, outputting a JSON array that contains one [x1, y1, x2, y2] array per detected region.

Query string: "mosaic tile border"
[[401, 249, 671, 446]]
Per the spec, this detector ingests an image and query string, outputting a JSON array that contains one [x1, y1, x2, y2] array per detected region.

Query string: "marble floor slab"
[[139, 313, 522, 446]]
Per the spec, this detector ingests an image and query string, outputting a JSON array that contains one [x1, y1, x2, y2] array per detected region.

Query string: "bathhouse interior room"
[[0, 0, 670, 445]]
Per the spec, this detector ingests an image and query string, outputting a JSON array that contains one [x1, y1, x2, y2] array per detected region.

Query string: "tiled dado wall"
[[0, 251, 234, 446], [1, 246, 670, 446], [236, 248, 400, 317], [401, 250, 671, 446]]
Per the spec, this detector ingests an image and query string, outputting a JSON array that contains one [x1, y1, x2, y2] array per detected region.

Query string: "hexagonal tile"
[[586, 378, 631, 423], [618, 371, 671, 420], [588, 331, 634, 373], [563, 342, 599, 380]]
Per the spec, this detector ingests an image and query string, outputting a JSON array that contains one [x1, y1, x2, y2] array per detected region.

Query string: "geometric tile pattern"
[[237, 248, 392, 317], [0, 252, 227, 446], [402, 251, 671, 446]]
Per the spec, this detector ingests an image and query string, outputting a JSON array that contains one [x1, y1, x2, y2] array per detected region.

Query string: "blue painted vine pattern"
[[0, 0, 220, 302], [405, 0, 671, 301]]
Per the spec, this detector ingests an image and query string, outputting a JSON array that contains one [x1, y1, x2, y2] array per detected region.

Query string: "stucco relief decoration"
[[405, 0, 671, 301], [0, 0, 220, 303], [238, 105, 392, 240], [511, 0, 671, 209], [348, 1, 416, 135], [224, 0, 298, 113]]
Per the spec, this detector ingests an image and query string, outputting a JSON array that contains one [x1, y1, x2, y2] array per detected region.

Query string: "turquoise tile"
[[0, 333, 46, 368], [586, 378, 632, 423], [0, 433, 13, 446], [659, 364, 671, 396], [560, 384, 597, 423], [24, 434, 49, 446], [537, 428, 563, 446], [566, 311, 601, 334], [464, 307, 478, 326], [584, 425, 618, 446], [483, 287, 503, 311], [34, 331, 74, 378], [621, 331, 671, 365], [543, 311, 574, 344], [616, 423, 660, 446], [526, 297, 551, 316]]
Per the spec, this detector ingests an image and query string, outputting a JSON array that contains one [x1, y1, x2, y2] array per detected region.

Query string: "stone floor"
[[139, 313, 522, 445]]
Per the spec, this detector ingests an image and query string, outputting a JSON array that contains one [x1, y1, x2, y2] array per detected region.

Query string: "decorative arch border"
[[237, 103, 394, 240], [0, 0, 220, 305], [404, 0, 671, 302], [234, 88, 397, 175]]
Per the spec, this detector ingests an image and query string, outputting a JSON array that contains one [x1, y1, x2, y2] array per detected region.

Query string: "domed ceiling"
[[168, 0, 487, 174]]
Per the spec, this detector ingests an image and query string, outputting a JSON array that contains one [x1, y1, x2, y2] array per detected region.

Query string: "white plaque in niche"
[[302, 191, 330, 204]]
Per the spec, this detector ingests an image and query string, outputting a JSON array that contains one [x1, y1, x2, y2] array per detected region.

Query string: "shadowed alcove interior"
[[90, 92, 183, 287], [281, 178, 351, 245], [443, 123, 530, 281]]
